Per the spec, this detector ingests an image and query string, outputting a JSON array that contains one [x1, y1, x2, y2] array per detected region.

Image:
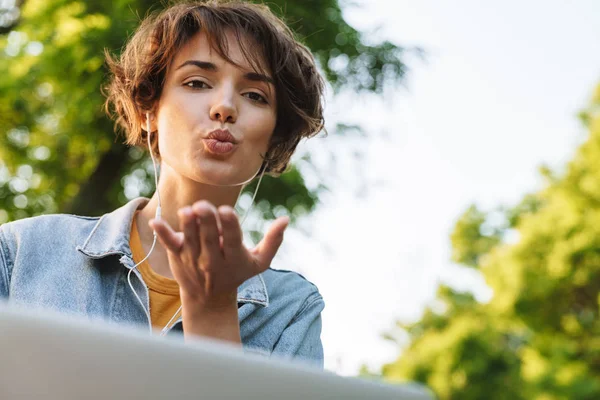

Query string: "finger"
[[192, 201, 222, 261], [178, 206, 201, 261], [254, 216, 289, 267], [218, 205, 244, 259], [149, 218, 184, 253], [151, 217, 201, 291]]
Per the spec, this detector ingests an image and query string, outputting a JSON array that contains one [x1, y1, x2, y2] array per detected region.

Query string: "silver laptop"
[[0, 302, 432, 399]]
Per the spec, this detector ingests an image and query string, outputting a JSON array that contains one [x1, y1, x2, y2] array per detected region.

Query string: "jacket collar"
[[76, 197, 268, 307]]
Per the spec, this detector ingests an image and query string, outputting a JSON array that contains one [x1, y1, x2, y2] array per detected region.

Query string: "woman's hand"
[[148, 200, 289, 342]]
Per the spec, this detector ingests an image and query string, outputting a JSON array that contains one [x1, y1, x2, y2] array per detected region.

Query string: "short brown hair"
[[104, 0, 325, 175]]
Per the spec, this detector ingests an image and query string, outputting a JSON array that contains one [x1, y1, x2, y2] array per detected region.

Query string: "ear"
[[259, 156, 270, 175], [142, 111, 158, 133]]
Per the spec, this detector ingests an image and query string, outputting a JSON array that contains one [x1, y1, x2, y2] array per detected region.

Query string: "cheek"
[[156, 92, 204, 152], [245, 109, 277, 151], [158, 93, 194, 131]]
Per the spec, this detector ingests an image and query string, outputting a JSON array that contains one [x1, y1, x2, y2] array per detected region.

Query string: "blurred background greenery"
[[376, 88, 600, 398], [4, 1, 600, 399]]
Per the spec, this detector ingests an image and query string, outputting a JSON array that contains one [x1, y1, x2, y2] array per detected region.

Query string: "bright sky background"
[[274, 0, 600, 375]]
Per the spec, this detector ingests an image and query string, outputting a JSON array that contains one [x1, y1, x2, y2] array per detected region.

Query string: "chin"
[[181, 153, 261, 185], [192, 166, 255, 187]]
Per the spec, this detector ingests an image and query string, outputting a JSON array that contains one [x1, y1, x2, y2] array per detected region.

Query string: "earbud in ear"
[[145, 112, 153, 138]]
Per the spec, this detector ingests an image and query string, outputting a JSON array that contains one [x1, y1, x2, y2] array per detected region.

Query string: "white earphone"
[[127, 112, 268, 335]]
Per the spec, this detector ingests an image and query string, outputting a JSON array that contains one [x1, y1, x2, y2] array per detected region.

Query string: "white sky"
[[276, 0, 600, 375]]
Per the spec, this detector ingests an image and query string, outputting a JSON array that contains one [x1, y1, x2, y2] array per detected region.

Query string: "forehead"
[[171, 29, 270, 75]]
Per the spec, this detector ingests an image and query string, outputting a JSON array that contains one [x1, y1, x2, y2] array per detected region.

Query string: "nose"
[[209, 87, 237, 124]]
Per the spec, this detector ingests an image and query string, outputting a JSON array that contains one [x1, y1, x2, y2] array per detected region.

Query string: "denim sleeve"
[[0, 226, 10, 298], [271, 292, 325, 368]]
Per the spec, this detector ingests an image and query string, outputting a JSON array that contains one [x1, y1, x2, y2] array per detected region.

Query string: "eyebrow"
[[176, 60, 274, 85]]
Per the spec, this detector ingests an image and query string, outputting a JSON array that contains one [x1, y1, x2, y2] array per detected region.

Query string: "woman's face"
[[154, 30, 276, 186]]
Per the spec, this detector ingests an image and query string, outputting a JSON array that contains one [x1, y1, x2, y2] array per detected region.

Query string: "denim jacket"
[[0, 198, 324, 366]]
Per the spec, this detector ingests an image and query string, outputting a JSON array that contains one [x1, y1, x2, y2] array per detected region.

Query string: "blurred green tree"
[[0, 0, 410, 226], [379, 86, 600, 399]]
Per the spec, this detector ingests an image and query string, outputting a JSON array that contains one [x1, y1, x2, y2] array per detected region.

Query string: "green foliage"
[[450, 205, 503, 268], [267, 0, 410, 93], [0, 0, 408, 223], [380, 88, 600, 399]]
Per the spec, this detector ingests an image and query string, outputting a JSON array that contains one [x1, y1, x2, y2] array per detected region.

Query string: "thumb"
[[253, 216, 289, 267], [149, 218, 184, 253]]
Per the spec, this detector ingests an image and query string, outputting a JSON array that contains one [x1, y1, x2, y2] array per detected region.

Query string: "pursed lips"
[[203, 129, 239, 154], [206, 129, 238, 143]]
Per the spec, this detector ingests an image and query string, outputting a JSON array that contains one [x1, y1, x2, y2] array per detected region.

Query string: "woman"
[[0, 1, 325, 366]]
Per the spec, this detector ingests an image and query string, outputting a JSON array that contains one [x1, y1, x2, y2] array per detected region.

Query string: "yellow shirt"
[[130, 216, 182, 331]]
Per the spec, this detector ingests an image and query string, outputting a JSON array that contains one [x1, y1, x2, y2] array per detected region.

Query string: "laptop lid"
[[0, 303, 432, 400]]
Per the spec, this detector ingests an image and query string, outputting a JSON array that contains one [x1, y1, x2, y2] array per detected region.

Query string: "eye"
[[244, 92, 268, 104], [184, 79, 210, 89]]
